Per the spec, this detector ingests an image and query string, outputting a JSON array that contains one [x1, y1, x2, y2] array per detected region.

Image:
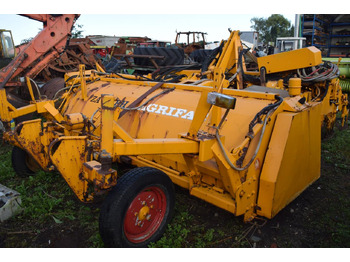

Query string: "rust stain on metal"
[[101, 83, 110, 88], [87, 87, 99, 96], [164, 130, 169, 138]]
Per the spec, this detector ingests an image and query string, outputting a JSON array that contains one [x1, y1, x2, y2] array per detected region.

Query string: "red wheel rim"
[[123, 186, 167, 243]]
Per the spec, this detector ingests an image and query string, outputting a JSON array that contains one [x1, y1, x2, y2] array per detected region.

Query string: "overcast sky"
[[1, 14, 297, 45], [1, 0, 340, 45]]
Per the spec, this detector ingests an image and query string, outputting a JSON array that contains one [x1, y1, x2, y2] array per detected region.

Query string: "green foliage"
[[1, 121, 349, 247], [250, 14, 294, 44], [194, 228, 215, 248], [20, 37, 33, 45], [322, 127, 350, 167], [149, 209, 192, 247], [0, 144, 100, 247], [71, 24, 84, 39]]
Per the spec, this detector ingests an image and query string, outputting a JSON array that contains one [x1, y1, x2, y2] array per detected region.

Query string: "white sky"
[[0, 0, 342, 45], [1, 14, 296, 45]]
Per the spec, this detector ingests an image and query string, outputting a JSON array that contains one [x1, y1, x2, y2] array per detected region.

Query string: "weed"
[[0, 122, 349, 247], [149, 206, 192, 247]]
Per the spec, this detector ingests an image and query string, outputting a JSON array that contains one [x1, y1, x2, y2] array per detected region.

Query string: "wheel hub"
[[123, 186, 167, 243], [138, 205, 150, 221]]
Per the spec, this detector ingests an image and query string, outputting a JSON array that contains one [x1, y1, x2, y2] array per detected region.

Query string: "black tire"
[[103, 56, 124, 73], [133, 47, 184, 67], [99, 167, 175, 248], [40, 77, 65, 100], [11, 147, 40, 177], [189, 49, 213, 63]]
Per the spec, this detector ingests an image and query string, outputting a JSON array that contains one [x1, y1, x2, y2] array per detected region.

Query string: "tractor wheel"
[[133, 47, 184, 67], [99, 167, 175, 248], [11, 147, 40, 177], [40, 77, 65, 100], [189, 49, 213, 63]]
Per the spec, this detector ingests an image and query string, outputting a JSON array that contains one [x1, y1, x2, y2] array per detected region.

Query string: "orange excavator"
[[0, 14, 80, 110], [0, 14, 79, 90]]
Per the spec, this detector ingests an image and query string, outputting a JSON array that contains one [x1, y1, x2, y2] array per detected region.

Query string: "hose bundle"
[[297, 61, 339, 82], [151, 64, 200, 83]]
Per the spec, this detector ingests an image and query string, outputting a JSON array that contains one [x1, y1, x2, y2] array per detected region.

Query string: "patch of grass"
[[149, 207, 192, 248], [0, 144, 100, 247], [322, 127, 350, 166], [1, 121, 349, 248]]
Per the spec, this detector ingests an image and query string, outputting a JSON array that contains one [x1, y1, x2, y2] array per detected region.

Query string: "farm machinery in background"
[[0, 29, 16, 68], [1, 15, 102, 85], [87, 35, 180, 74], [323, 57, 350, 94], [0, 17, 348, 248], [0, 14, 80, 109], [96, 31, 217, 75]]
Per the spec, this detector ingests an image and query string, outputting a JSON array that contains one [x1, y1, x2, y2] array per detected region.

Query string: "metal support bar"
[[100, 94, 114, 155], [112, 138, 199, 158], [79, 64, 87, 101]]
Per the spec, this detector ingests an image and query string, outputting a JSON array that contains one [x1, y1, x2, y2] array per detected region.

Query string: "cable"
[[215, 95, 283, 171], [297, 62, 339, 82], [248, 96, 283, 133], [29, 78, 43, 100], [55, 78, 101, 100], [319, 80, 330, 101], [152, 64, 200, 83], [119, 87, 175, 111], [216, 108, 273, 171], [88, 87, 175, 127]]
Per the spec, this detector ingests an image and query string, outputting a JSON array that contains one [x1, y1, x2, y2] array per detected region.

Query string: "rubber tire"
[[189, 49, 213, 63], [40, 77, 65, 99], [11, 147, 38, 177], [99, 167, 175, 248], [133, 47, 184, 66]]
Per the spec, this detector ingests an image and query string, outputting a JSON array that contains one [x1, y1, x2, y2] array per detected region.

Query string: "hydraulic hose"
[[248, 96, 283, 133], [319, 80, 330, 101], [215, 95, 283, 171], [297, 62, 339, 82]]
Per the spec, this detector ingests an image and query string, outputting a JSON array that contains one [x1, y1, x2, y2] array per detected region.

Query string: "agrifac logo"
[[138, 104, 194, 120]]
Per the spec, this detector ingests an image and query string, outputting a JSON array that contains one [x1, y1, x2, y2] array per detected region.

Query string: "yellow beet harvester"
[[0, 30, 348, 247]]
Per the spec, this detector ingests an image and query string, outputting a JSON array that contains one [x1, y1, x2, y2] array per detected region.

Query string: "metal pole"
[[294, 14, 300, 38]]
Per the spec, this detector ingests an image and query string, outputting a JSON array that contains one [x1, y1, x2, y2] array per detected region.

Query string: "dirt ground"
[[0, 129, 349, 248]]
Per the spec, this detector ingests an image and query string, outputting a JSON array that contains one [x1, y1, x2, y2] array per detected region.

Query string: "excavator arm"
[[0, 14, 80, 88]]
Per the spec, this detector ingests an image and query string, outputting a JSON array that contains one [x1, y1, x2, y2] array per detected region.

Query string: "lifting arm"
[[205, 30, 245, 90], [0, 14, 80, 88]]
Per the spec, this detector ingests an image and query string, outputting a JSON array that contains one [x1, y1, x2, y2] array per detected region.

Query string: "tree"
[[19, 23, 84, 45], [71, 24, 84, 39], [20, 37, 33, 45], [250, 14, 294, 45]]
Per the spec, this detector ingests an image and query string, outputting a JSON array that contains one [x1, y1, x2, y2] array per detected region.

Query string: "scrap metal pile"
[[37, 37, 101, 82]]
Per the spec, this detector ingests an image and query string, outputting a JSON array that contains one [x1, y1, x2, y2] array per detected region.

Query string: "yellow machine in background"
[[170, 31, 348, 133], [0, 30, 348, 247], [0, 29, 16, 68]]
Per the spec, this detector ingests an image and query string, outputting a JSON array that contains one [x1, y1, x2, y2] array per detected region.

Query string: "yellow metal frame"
[[0, 29, 347, 224]]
